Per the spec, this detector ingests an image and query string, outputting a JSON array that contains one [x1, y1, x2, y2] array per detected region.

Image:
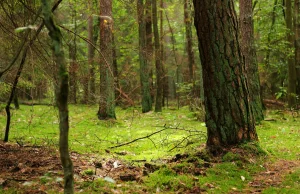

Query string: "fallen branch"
[[109, 126, 168, 149]]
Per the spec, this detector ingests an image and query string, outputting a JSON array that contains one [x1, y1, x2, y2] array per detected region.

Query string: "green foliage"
[[0, 82, 10, 99], [83, 169, 94, 176], [275, 87, 287, 100]]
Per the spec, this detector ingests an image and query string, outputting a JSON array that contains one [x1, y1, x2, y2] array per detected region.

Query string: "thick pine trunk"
[[98, 0, 116, 119], [41, 0, 74, 193], [239, 0, 264, 122], [138, 0, 152, 113], [193, 0, 258, 147]]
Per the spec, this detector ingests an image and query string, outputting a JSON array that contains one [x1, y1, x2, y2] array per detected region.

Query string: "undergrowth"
[[0, 105, 299, 193]]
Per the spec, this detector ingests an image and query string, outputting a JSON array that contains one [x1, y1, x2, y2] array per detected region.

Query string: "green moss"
[[239, 142, 267, 156], [83, 169, 94, 176], [144, 167, 195, 192], [222, 152, 241, 162]]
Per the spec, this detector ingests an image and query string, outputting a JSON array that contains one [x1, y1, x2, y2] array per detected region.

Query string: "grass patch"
[[0, 104, 300, 193]]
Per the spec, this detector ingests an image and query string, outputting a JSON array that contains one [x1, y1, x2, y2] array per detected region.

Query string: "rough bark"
[[193, 0, 258, 148], [41, 0, 74, 193], [239, 0, 264, 122], [295, 0, 300, 95], [286, 0, 297, 107], [98, 0, 116, 119], [137, 0, 152, 113], [153, 0, 163, 112]]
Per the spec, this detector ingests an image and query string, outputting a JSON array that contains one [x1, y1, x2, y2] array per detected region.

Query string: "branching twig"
[[109, 127, 168, 149]]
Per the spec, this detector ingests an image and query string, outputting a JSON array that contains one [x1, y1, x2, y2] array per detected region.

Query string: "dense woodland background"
[[1, 0, 299, 111], [1, 0, 300, 193]]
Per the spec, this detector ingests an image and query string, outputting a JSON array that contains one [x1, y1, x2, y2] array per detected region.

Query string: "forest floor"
[[0, 104, 299, 193]]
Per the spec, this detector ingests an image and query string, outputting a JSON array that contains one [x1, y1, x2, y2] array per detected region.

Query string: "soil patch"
[[0, 141, 145, 193], [245, 159, 300, 193]]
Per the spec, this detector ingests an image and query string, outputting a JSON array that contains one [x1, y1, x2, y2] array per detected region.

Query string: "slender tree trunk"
[[184, 0, 195, 83], [112, 34, 120, 105], [153, 0, 163, 112], [87, 1, 99, 103], [138, 0, 152, 113], [41, 0, 74, 193], [239, 0, 264, 122], [193, 0, 258, 148], [13, 90, 19, 109], [145, 0, 154, 104], [295, 0, 300, 96], [265, 0, 278, 67], [69, 1, 77, 104], [98, 0, 116, 119], [160, 0, 168, 108], [286, 0, 297, 107]]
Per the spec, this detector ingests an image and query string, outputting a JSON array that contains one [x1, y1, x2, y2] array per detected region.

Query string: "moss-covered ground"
[[0, 105, 299, 193]]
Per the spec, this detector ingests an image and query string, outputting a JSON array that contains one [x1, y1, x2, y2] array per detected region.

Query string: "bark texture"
[[295, 0, 300, 95], [98, 0, 116, 119], [41, 0, 74, 193], [87, 1, 99, 103], [286, 0, 297, 107], [193, 0, 258, 147], [152, 0, 163, 112], [239, 0, 264, 122], [138, 0, 152, 113], [184, 0, 195, 83]]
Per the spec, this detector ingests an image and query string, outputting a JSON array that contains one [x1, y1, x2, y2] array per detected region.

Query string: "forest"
[[0, 0, 299, 193]]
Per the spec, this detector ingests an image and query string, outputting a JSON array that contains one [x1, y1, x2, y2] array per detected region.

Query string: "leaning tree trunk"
[[193, 0, 258, 148], [239, 0, 264, 122], [137, 0, 152, 113], [286, 0, 297, 107], [153, 0, 163, 112], [98, 0, 116, 119], [41, 0, 74, 193]]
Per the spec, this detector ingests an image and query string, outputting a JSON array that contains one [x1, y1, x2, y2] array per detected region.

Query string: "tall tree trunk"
[[265, 0, 278, 68], [295, 0, 300, 96], [286, 0, 297, 107], [41, 0, 74, 193], [87, 1, 99, 103], [153, 0, 163, 112], [184, 0, 195, 83], [239, 0, 264, 122], [160, 0, 168, 108], [193, 0, 258, 148], [145, 0, 154, 104], [98, 0, 116, 119], [112, 34, 120, 105], [69, 1, 77, 104], [137, 0, 152, 113]]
